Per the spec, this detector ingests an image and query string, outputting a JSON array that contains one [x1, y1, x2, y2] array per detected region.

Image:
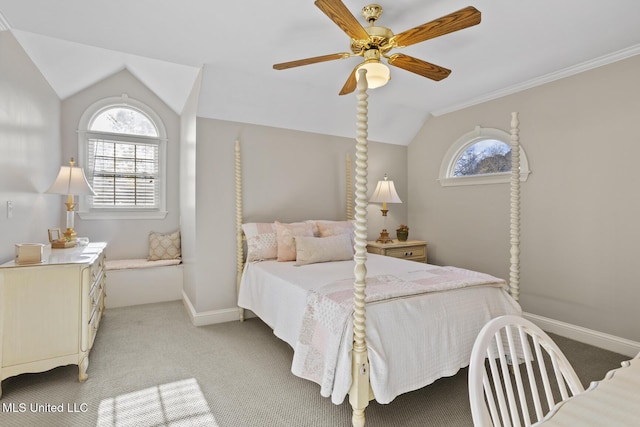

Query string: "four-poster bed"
[[235, 71, 523, 427]]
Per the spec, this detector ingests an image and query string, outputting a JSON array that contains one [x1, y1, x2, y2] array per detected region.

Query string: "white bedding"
[[238, 253, 521, 404]]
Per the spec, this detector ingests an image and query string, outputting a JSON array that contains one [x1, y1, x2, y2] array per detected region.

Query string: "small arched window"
[[439, 126, 530, 186], [78, 95, 168, 219]]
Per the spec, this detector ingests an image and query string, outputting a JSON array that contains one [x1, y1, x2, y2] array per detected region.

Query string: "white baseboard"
[[177, 299, 640, 358], [181, 291, 241, 326], [524, 312, 640, 358]]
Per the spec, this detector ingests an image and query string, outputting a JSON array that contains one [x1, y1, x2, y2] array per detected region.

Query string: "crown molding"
[[432, 44, 640, 117], [0, 11, 10, 31]]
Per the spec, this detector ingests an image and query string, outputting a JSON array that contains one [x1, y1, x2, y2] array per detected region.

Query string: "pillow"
[[274, 221, 314, 262], [305, 220, 321, 237], [316, 220, 354, 237], [294, 234, 354, 266], [242, 223, 277, 262], [148, 230, 181, 261], [316, 220, 356, 247]]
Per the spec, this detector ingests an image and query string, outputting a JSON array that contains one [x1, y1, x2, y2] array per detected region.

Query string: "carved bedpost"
[[235, 140, 245, 321], [346, 152, 354, 221], [349, 68, 370, 427], [509, 112, 521, 302]]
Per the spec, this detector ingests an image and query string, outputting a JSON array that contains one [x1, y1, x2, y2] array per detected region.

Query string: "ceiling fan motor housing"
[[351, 26, 394, 55]]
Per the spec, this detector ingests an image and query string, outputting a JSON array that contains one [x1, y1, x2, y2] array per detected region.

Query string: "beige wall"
[[60, 70, 181, 259], [190, 118, 408, 312], [0, 31, 61, 263], [408, 55, 640, 342]]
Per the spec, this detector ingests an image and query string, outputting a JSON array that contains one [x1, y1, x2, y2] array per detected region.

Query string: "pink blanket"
[[291, 266, 507, 397]]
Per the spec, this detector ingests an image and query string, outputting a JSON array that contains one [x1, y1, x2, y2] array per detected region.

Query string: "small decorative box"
[[15, 243, 45, 264]]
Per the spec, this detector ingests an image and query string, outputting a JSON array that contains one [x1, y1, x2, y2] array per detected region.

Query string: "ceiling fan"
[[273, 0, 481, 95]]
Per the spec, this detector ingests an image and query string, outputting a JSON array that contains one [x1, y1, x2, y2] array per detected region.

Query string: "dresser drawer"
[[385, 246, 426, 259], [85, 283, 104, 350], [89, 274, 103, 310], [90, 253, 105, 284]]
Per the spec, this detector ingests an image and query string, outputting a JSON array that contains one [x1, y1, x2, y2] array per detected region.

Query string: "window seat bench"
[[104, 258, 183, 308]]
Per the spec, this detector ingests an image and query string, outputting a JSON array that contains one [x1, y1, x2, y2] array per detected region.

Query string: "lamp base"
[[375, 229, 394, 244], [63, 227, 77, 242], [53, 227, 78, 248], [52, 239, 76, 248]]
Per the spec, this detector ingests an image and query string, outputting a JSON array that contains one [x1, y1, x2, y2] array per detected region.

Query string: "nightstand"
[[366, 240, 427, 263]]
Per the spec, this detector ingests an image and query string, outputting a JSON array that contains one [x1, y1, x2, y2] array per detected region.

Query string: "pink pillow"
[[242, 223, 277, 261], [274, 221, 314, 261]]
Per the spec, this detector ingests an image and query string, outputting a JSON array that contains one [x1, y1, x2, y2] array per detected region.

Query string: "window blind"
[[87, 138, 159, 208]]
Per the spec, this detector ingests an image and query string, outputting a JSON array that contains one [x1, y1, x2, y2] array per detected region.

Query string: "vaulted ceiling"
[[1, 1, 639, 145]]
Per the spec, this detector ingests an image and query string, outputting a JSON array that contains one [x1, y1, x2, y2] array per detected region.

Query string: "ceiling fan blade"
[[315, 0, 370, 41], [273, 52, 351, 70], [338, 64, 359, 96], [391, 6, 481, 48], [387, 53, 451, 81]]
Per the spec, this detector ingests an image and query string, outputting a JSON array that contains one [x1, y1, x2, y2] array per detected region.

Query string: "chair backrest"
[[468, 315, 585, 427]]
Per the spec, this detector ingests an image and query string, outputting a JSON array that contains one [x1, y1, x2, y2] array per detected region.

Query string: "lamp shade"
[[369, 175, 402, 204], [356, 61, 391, 89], [47, 160, 96, 196]]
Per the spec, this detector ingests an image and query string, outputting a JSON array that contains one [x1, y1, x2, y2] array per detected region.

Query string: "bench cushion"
[[105, 258, 182, 271]]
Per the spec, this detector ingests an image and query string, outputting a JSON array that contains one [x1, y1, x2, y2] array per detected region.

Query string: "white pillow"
[[294, 234, 354, 266]]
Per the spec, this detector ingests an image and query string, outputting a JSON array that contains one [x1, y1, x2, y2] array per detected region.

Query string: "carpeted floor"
[[0, 300, 629, 427]]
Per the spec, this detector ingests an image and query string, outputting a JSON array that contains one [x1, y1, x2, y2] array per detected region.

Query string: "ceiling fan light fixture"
[[356, 60, 390, 89]]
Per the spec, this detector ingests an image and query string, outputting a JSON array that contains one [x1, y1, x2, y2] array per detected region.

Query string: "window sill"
[[78, 210, 168, 220]]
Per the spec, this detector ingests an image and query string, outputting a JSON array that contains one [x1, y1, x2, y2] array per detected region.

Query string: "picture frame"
[[48, 228, 61, 243]]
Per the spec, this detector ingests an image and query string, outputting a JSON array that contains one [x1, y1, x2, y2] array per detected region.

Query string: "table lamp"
[[369, 174, 402, 243], [46, 157, 96, 247]]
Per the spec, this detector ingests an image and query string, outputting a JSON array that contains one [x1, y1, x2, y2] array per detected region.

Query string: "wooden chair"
[[468, 315, 585, 427]]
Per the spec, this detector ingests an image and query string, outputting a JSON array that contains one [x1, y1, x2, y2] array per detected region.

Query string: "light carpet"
[[0, 300, 628, 426]]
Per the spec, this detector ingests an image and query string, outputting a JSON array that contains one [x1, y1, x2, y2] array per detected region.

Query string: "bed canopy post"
[[509, 112, 521, 301], [346, 152, 354, 221], [349, 68, 370, 427], [235, 140, 245, 321]]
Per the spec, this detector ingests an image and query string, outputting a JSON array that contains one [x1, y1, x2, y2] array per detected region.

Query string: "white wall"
[[60, 70, 181, 259], [0, 31, 61, 263], [180, 69, 202, 307], [408, 55, 640, 342], [189, 118, 408, 313]]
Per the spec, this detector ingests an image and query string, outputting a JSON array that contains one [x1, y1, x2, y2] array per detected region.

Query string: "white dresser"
[[0, 242, 107, 398]]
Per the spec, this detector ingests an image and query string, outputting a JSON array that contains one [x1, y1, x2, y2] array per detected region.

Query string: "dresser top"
[[1, 242, 107, 268]]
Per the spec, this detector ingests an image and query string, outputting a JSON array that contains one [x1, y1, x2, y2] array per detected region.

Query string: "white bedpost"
[[235, 140, 245, 321], [349, 68, 370, 427], [346, 152, 354, 221], [509, 112, 520, 301]]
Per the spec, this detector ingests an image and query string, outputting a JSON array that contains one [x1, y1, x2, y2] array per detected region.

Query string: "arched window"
[[78, 95, 168, 219], [439, 126, 530, 186]]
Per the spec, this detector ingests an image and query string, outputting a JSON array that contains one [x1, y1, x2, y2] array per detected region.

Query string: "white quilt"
[[238, 254, 521, 404]]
